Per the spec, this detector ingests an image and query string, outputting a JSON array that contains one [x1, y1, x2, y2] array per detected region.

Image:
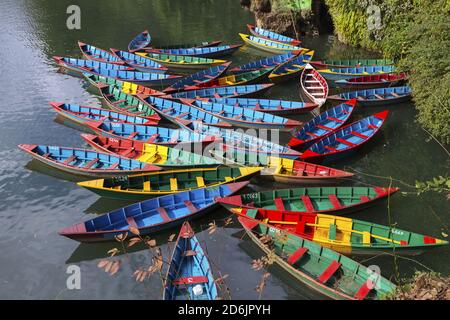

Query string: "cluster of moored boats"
[[19, 25, 446, 300]]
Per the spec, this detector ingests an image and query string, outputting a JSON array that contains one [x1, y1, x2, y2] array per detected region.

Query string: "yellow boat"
[[239, 33, 309, 54]]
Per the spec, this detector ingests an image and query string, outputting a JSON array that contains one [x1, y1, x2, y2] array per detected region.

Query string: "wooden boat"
[[78, 41, 124, 64], [164, 221, 218, 300], [289, 99, 357, 149], [49, 102, 159, 127], [110, 49, 167, 73], [137, 95, 231, 128], [217, 186, 398, 215], [318, 66, 396, 81], [186, 122, 301, 160], [204, 98, 317, 115], [268, 51, 314, 83], [77, 167, 262, 200], [81, 134, 222, 168], [163, 62, 231, 93], [18, 144, 161, 178], [145, 45, 242, 59], [58, 182, 250, 243], [301, 111, 389, 163], [239, 33, 308, 55], [135, 52, 228, 70], [231, 208, 448, 255], [83, 73, 165, 97], [149, 41, 222, 50], [237, 215, 396, 300], [53, 56, 132, 77], [98, 84, 162, 121], [300, 64, 329, 107], [210, 147, 354, 184], [128, 30, 151, 52], [328, 86, 412, 106], [83, 67, 182, 87], [164, 84, 274, 100], [186, 100, 302, 131], [311, 58, 394, 69], [334, 72, 407, 88], [85, 120, 217, 147], [229, 51, 300, 73], [247, 24, 301, 46], [184, 67, 274, 90]]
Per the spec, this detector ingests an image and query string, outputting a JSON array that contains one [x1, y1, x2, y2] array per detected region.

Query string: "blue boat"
[[247, 24, 301, 46], [229, 52, 300, 73], [269, 51, 314, 83], [110, 49, 167, 73], [86, 68, 182, 87], [86, 120, 217, 146], [147, 45, 242, 58], [18, 144, 161, 178], [58, 182, 250, 242], [164, 221, 218, 300], [301, 110, 389, 163], [50, 102, 159, 128], [138, 96, 232, 128], [163, 62, 231, 93], [205, 97, 317, 115], [188, 100, 302, 131], [78, 41, 124, 64], [53, 56, 132, 77], [318, 66, 396, 80], [186, 122, 301, 159], [165, 84, 274, 99], [288, 99, 357, 149], [128, 30, 152, 52], [328, 86, 412, 106]]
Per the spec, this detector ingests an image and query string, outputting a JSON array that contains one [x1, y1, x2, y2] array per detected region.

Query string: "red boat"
[[335, 73, 408, 88]]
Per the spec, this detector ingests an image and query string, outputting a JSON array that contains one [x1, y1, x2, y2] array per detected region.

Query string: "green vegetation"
[[325, 0, 450, 144], [271, 0, 312, 11]]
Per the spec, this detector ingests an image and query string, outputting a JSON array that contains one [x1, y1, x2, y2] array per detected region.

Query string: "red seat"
[[328, 194, 342, 209], [156, 207, 171, 222], [301, 195, 315, 212], [287, 247, 308, 265], [354, 279, 374, 300], [274, 198, 285, 211], [172, 276, 208, 286], [184, 200, 198, 214], [318, 260, 341, 284]]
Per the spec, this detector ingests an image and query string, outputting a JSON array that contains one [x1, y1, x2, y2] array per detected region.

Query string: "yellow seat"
[[362, 231, 371, 244], [143, 180, 151, 191], [196, 176, 205, 187], [224, 176, 233, 182], [170, 178, 178, 191]]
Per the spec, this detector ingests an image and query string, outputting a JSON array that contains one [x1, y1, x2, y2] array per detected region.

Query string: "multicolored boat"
[[300, 64, 329, 107], [81, 134, 222, 168], [136, 52, 228, 70], [53, 56, 132, 77], [204, 97, 317, 115], [58, 182, 250, 243], [311, 58, 394, 69], [128, 30, 151, 52], [18, 144, 161, 178], [187, 100, 302, 130], [149, 41, 222, 50], [164, 221, 218, 300], [164, 84, 274, 99], [237, 215, 397, 300], [328, 86, 412, 106], [163, 62, 231, 93], [268, 51, 314, 83], [334, 73, 407, 88], [301, 111, 389, 163], [110, 49, 168, 73], [229, 51, 300, 73], [145, 44, 242, 58], [318, 66, 396, 81], [247, 24, 301, 46], [210, 147, 354, 184], [230, 207, 448, 255], [217, 186, 398, 215], [288, 99, 357, 149], [239, 33, 307, 54], [78, 41, 124, 64], [77, 167, 262, 200]]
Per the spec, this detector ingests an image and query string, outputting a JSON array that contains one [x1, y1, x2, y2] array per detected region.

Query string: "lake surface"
[[0, 0, 448, 299]]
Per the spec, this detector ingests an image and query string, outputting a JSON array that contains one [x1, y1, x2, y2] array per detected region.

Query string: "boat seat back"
[[362, 231, 371, 244], [287, 247, 308, 265], [172, 276, 208, 286], [328, 224, 337, 241], [143, 180, 151, 191], [318, 260, 342, 284]]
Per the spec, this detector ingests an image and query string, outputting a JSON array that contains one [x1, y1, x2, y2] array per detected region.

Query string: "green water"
[[0, 0, 448, 299]]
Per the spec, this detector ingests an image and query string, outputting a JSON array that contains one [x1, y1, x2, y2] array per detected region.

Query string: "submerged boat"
[[18, 144, 160, 178], [136, 52, 228, 70], [110, 49, 168, 73], [145, 44, 242, 58], [288, 99, 357, 149], [77, 167, 262, 200], [318, 66, 396, 81], [237, 215, 396, 300], [164, 221, 218, 300], [81, 134, 222, 168], [78, 41, 124, 64], [247, 24, 301, 46], [58, 182, 250, 242], [164, 84, 274, 99], [229, 51, 300, 73], [311, 58, 394, 69], [239, 33, 307, 55], [128, 30, 152, 52], [334, 72, 407, 88], [231, 207, 448, 255], [300, 64, 329, 107], [328, 86, 412, 106], [268, 51, 314, 83], [301, 111, 389, 163]]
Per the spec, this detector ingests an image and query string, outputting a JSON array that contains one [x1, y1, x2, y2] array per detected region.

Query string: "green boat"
[[136, 52, 228, 70], [77, 167, 261, 200], [217, 186, 399, 216], [238, 215, 397, 300], [311, 58, 393, 69]]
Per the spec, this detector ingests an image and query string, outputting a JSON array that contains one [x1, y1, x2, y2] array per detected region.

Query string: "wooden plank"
[[354, 280, 373, 300], [156, 207, 171, 222], [170, 178, 178, 191], [143, 180, 151, 191], [84, 158, 100, 169], [63, 155, 77, 165], [318, 260, 341, 284], [301, 195, 315, 212], [287, 247, 308, 265], [328, 194, 342, 209], [274, 197, 285, 211], [196, 176, 205, 187], [172, 276, 208, 285], [184, 200, 197, 213]]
